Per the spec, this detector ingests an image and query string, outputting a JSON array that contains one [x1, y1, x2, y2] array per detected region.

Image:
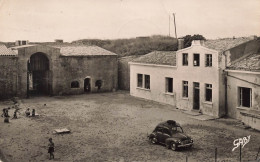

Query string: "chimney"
[[178, 38, 184, 50], [55, 39, 63, 43], [15, 40, 29, 46], [192, 40, 205, 46]]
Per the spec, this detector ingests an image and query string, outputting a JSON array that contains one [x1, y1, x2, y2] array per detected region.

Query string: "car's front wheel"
[[150, 137, 157, 144], [170, 142, 177, 151]]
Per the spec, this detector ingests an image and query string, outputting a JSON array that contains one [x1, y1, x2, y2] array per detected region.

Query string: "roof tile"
[[51, 45, 117, 56], [0, 45, 17, 56], [132, 51, 176, 66], [228, 53, 260, 72], [204, 37, 254, 52]]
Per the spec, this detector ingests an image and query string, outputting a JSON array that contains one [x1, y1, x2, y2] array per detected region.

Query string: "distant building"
[[129, 37, 260, 123], [0, 43, 118, 98]]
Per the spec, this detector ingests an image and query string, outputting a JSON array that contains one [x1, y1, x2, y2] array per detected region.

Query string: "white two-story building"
[[129, 37, 259, 119]]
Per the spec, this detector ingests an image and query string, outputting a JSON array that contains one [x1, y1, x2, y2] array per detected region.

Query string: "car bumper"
[[178, 143, 193, 148]]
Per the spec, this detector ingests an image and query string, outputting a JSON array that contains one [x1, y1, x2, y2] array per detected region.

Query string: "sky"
[[0, 0, 259, 42]]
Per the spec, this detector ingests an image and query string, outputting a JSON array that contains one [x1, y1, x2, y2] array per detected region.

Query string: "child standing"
[[48, 138, 55, 160]]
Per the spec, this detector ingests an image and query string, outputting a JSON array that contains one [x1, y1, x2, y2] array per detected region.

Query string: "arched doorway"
[[27, 52, 50, 95], [84, 78, 91, 93]]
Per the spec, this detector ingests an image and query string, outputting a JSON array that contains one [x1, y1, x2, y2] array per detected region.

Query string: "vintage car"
[[148, 120, 193, 151]]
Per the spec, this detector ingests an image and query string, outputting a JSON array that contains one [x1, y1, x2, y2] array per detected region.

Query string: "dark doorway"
[[84, 78, 91, 92], [28, 52, 50, 96], [193, 82, 200, 110]]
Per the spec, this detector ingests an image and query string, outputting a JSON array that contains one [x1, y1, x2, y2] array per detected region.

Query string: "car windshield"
[[171, 126, 183, 133]]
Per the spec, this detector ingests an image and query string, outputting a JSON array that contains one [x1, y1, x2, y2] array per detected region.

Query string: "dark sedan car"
[[148, 120, 193, 151]]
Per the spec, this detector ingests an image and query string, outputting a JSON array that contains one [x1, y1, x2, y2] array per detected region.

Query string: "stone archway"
[[28, 52, 50, 95]]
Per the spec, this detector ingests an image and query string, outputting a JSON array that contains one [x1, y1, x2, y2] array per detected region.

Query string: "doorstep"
[[182, 110, 217, 121]]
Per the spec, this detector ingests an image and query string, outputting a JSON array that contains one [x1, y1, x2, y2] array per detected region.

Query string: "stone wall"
[[118, 56, 140, 90], [0, 56, 18, 99], [13, 45, 118, 98], [55, 55, 118, 95], [16, 45, 60, 98]]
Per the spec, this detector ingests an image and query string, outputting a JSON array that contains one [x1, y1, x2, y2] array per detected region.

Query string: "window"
[[172, 126, 183, 133], [205, 84, 212, 102], [155, 127, 163, 133], [137, 74, 143, 88], [205, 54, 212, 67], [238, 87, 252, 108], [162, 128, 171, 135], [166, 77, 173, 93], [183, 81, 188, 97], [182, 53, 188, 66], [71, 81, 79, 88], [193, 54, 200, 66], [95, 80, 102, 90], [144, 75, 150, 89]]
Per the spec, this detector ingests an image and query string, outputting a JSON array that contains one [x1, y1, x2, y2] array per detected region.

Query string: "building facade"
[[129, 51, 177, 106], [129, 37, 260, 119], [0, 44, 118, 99], [175, 40, 225, 117], [226, 52, 260, 130]]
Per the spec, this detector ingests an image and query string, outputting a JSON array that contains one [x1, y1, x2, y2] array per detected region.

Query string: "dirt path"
[[0, 91, 259, 162]]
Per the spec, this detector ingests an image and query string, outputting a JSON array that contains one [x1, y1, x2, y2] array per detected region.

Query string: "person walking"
[[48, 138, 55, 160]]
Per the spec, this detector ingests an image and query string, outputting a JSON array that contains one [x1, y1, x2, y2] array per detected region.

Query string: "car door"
[[155, 127, 163, 143], [161, 128, 171, 144]]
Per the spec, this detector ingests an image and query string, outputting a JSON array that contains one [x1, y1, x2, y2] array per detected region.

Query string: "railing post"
[[256, 146, 260, 160], [240, 144, 242, 162], [215, 147, 217, 162]]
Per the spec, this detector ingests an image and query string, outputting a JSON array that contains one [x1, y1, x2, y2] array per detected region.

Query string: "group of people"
[[25, 108, 36, 117], [1, 103, 55, 160], [1, 106, 37, 123]]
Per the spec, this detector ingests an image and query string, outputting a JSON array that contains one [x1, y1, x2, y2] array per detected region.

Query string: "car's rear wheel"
[[170, 143, 177, 151], [150, 137, 157, 144]]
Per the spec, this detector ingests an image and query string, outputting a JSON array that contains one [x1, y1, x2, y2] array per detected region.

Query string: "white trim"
[[164, 92, 174, 96], [129, 62, 176, 68], [225, 69, 260, 75], [136, 87, 151, 91], [176, 45, 219, 53], [203, 101, 213, 105]]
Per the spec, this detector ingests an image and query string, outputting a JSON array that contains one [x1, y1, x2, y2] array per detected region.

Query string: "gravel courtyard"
[[0, 91, 259, 162]]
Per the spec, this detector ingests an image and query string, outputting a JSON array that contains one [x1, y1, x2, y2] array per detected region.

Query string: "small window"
[[205, 84, 212, 102], [155, 127, 163, 133], [205, 54, 212, 67], [137, 74, 143, 88], [144, 75, 150, 89], [238, 87, 252, 108], [95, 80, 102, 90], [163, 128, 171, 135], [166, 77, 173, 93], [193, 54, 200, 66], [182, 53, 188, 66], [71, 81, 79, 88], [183, 81, 188, 97]]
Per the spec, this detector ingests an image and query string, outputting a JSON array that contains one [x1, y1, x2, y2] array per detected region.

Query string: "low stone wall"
[[240, 111, 260, 130]]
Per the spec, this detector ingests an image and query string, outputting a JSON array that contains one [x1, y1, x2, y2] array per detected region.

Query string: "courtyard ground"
[[0, 91, 259, 162]]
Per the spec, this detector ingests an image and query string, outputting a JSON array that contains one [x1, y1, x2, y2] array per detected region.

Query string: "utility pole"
[[169, 15, 171, 37], [173, 13, 177, 39]]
